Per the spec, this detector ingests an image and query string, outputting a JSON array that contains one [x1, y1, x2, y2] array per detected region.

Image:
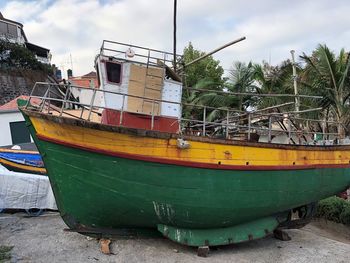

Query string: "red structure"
[[101, 109, 179, 133]]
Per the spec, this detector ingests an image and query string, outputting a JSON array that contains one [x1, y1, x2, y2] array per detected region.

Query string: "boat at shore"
[[18, 40, 350, 254], [0, 147, 46, 175]]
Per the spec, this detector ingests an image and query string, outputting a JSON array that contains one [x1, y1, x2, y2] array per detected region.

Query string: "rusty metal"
[[203, 106, 206, 136], [27, 82, 344, 148], [182, 86, 323, 99], [22, 109, 350, 151]]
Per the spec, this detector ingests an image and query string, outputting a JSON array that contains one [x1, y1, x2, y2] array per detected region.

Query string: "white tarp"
[[0, 164, 57, 210]]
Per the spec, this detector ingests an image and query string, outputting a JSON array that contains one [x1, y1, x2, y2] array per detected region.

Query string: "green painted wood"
[[157, 216, 279, 246], [31, 131, 350, 229], [21, 111, 350, 246]]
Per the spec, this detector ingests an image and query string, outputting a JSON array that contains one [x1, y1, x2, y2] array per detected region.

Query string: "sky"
[[2, 0, 350, 78]]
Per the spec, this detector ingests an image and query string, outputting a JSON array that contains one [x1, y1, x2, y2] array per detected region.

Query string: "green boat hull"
[[37, 137, 349, 228], [22, 113, 350, 247]]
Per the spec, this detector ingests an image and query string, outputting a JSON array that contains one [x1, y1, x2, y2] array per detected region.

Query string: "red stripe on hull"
[[36, 134, 350, 171]]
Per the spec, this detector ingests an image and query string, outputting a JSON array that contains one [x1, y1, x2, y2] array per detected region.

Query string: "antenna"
[[70, 53, 74, 72]]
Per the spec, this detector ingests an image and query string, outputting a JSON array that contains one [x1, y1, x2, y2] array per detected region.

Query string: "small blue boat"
[[0, 148, 46, 175]]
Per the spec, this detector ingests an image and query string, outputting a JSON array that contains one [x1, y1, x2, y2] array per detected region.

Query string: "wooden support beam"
[[157, 59, 182, 82]]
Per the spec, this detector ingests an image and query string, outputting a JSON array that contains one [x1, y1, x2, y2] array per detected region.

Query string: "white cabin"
[[94, 41, 183, 133]]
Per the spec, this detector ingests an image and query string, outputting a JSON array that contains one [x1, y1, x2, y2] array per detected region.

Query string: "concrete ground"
[[0, 212, 349, 263]]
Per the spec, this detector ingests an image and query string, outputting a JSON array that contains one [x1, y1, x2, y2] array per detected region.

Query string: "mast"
[[173, 0, 177, 73]]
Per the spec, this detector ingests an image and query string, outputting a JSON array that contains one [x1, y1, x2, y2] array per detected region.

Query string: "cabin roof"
[[82, 71, 97, 78]]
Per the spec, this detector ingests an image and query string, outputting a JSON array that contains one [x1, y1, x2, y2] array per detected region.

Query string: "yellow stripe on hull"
[[0, 158, 46, 174], [30, 116, 350, 167]]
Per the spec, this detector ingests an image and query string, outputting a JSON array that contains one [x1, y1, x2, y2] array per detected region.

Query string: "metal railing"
[[100, 40, 183, 69], [25, 82, 346, 145]]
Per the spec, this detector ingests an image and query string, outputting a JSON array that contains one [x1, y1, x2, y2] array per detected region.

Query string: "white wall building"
[[0, 96, 33, 146]]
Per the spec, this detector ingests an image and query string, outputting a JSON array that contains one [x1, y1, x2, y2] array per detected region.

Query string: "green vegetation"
[[0, 246, 13, 262], [181, 42, 225, 121], [316, 196, 350, 225], [253, 60, 294, 109], [300, 45, 350, 136], [182, 42, 224, 89], [182, 43, 350, 135], [0, 39, 53, 74]]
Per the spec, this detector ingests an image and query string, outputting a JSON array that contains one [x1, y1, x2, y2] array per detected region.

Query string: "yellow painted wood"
[[29, 116, 350, 166], [0, 148, 39, 154], [0, 158, 46, 173]]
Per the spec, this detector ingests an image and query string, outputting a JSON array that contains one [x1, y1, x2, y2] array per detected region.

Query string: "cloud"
[[2, 0, 350, 77], [2, 0, 51, 22]]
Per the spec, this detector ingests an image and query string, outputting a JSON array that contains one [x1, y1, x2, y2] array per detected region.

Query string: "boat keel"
[[157, 216, 279, 247]]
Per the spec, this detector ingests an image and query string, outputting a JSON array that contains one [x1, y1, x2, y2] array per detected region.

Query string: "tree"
[[300, 44, 350, 137], [184, 62, 256, 123], [254, 60, 294, 110], [0, 39, 53, 74], [182, 42, 224, 88], [226, 61, 257, 111], [181, 43, 225, 122]]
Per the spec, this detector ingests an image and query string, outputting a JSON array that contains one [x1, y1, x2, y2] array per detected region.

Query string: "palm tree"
[[254, 60, 295, 110], [189, 61, 256, 122], [227, 61, 257, 111], [300, 44, 350, 137]]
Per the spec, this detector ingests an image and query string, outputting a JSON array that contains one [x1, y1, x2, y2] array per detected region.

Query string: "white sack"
[[0, 164, 57, 210]]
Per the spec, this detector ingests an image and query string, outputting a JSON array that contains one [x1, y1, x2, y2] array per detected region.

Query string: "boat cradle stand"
[[157, 216, 280, 257]]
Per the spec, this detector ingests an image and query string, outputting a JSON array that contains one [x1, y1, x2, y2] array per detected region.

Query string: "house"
[[68, 71, 102, 107], [69, 71, 98, 89], [0, 12, 51, 64], [0, 95, 40, 146]]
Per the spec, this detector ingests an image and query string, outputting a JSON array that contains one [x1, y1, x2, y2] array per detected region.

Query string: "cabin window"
[[106, 62, 122, 84]]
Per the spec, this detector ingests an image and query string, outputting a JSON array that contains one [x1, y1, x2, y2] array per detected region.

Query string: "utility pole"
[[290, 50, 299, 113], [70, 53, 74, 73]]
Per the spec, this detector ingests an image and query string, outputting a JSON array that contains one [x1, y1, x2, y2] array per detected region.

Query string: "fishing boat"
[[18, 40, 350, 255], [0, 147, 49, 216], [0, 147, 46, 175]]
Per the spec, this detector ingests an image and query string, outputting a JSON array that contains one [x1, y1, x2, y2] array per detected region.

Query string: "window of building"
[[106, 62, 122, 84], [10, 121, 31, 145], [0, 21, 7, 35], [0, 21, 18, 38], [7, 24, 17, 37]]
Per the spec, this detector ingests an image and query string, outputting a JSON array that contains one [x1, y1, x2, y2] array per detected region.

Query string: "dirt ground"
[[0, 212, 350, 263]]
